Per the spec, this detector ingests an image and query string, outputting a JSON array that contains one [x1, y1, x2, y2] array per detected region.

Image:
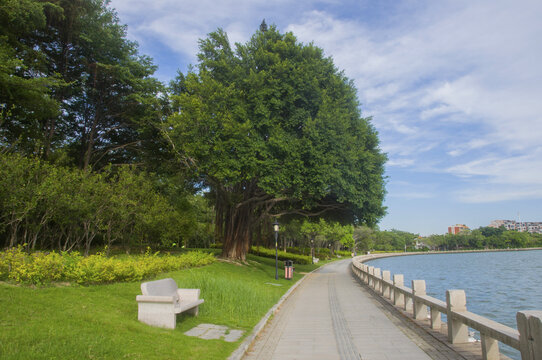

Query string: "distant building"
[[489, 220, 542, 234], [448, 224, 469, 235]]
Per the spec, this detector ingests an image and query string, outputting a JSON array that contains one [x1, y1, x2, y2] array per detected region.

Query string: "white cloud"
[[386, 158, 414, 168], [448, 152, 542, 185], [447, 148, 542, 202], [109, 0, 542, 205], [286, 2, 542, 196], [385, 179, 436, 200], [109, 0, 316, 59], [456, 186, 542, 203], [388, 192, 434, 200]]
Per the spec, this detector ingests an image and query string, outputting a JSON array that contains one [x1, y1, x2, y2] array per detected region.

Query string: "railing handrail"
[[415, 293, 447, 314], [351, 254, 539, 360], [452, 309, 520, 349]]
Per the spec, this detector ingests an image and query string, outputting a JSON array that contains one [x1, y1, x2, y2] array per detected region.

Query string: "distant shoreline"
[[355, 247, 542, 264]]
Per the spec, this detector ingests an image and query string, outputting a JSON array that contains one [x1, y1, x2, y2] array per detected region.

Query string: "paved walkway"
[[243, 259, 465, 360]]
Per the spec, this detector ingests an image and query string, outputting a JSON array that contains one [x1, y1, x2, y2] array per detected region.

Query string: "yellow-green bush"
[[0, 247, 216, 285]]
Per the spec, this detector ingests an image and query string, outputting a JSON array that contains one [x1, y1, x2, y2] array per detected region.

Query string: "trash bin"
[[285, 260, 293, 280]]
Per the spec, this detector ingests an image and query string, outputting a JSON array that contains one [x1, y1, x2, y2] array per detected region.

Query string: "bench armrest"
[[136, 295, 175, 303]]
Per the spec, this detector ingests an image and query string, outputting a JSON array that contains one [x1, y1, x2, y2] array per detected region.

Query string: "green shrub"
[[249, 246, 311, 264], [284, 246, 351, 259], [0, 247, 216, 285], [336, 250, 351, 257]]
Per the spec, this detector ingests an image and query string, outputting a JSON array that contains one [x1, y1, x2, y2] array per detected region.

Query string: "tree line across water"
[[1, 1, 388, 259], [355, 227, 542, 252]]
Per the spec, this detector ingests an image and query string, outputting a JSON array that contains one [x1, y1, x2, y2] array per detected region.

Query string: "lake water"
[[366, 250, 542, 359]]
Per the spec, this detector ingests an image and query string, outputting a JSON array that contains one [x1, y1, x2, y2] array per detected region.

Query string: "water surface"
[[366, 250, 542, 359]]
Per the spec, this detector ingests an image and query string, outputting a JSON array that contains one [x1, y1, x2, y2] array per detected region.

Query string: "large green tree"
[[0, 0, 61, 153], [0, 0, 164, 169], [167, 25, 387, 260]]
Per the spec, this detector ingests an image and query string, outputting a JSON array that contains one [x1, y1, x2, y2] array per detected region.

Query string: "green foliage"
[[0, 246, 215, 285], [166, 25, 386, 259], [424, 228, 542, 250], [286, 247, 330, 259], [249, 246, 312, 264], [372, 229, 419, 251], [335, 250, 352, 257], [0, 153, 195, 252], [353, 225, 375, 252], [0, 256, 321, 359], [324, 222, 354, 249], [0, 0, 62, 153], [0, 0, 164, 168]]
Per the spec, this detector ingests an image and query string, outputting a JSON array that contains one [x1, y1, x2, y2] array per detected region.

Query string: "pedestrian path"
[[243, 259, 464, 360]]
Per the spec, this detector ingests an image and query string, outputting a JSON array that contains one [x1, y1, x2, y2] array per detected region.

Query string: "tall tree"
[[47, 0, 164, 170], [0, 0, 164, 169], [167, 25, 387, 260], [0, 0, 61, 154]]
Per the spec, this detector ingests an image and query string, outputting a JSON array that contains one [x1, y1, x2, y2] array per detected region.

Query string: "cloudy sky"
[[109, 0, 542, 235]]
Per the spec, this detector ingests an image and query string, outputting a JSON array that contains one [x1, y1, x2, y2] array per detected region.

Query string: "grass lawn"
[[0, 254, 326, 359]]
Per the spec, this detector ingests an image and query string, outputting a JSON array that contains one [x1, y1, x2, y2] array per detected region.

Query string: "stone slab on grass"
[[185, 324, 244, 342]]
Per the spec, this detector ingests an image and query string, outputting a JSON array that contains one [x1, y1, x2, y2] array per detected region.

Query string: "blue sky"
[[109, 0, 542, 236]]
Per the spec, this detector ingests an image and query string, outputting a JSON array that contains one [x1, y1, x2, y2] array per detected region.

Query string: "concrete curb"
[[227, 264, 326, 360]]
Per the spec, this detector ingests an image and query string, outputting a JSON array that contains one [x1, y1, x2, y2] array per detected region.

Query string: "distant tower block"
[[447, 224, 469, 235]]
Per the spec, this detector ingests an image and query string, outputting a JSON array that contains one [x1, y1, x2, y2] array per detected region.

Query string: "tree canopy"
[[1, 5, 387, 258], [0, 0, 210, 252], [0, 0, 164, 170], [166, 25, 387, 260]]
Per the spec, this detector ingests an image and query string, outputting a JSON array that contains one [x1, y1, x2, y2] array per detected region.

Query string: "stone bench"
[[136, 278, 204, 329]]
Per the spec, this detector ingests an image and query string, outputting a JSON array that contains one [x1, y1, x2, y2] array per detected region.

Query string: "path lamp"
[[311, 238, 314, 264], [273, 220, 279, 280]]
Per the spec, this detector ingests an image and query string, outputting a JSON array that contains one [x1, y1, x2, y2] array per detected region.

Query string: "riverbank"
[[358, 247, 542, 264]]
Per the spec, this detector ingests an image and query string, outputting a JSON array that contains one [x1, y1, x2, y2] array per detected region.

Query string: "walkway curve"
[[242, 259, 458, 360]]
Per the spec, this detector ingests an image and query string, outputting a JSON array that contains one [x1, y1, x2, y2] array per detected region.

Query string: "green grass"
[[0, 255, 323, 360]]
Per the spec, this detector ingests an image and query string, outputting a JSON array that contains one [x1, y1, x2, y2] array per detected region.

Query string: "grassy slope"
[[0, 255, 323, 360]]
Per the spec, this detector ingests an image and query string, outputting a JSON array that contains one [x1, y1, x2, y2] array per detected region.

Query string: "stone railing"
[[352, 254, 542, 360]]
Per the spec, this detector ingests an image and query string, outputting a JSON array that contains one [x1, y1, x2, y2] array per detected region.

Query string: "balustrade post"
[[517, 310, 542, 360], [368, 266, 374, 287], [446, 290, 469, 344], [412, 280, 427, 320], [430, 307, 441, 330], [374, 268, 381, 292], [393, 274, 404, 307], [405, 291, 413, 313], [363, 265, 368, 284], [382, 271, 391, 298], [481, 334, 499, 360]]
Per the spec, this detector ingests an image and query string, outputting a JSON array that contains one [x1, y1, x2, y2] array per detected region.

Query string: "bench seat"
[[136, 278, 204, 329]]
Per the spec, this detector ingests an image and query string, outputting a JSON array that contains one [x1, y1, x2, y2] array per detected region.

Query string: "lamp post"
[[311, 238, 314, 264], [273, 220, 279, 280]]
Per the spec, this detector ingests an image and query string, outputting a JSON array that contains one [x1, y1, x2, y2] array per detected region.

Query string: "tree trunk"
[[221, 203, 253, 261], [9, 218, 19, 248], [215, 195, 224, 244], [83, 110, 99, 171]]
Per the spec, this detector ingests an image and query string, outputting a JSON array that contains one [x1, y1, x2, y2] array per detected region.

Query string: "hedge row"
[[0, 247, 216, 285], [286, 247, 352, 258], [249, 246, 312, 265]]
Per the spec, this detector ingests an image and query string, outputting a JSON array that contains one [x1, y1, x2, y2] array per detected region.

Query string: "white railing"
[[352, 255, 542, 360]]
